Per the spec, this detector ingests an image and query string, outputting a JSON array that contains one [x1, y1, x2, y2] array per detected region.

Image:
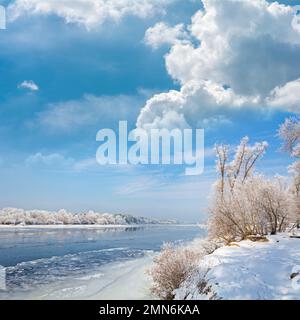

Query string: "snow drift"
[[174, 233, 300, 300]]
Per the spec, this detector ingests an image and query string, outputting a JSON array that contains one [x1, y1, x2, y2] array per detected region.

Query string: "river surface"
[[0, 225, 205, 300]]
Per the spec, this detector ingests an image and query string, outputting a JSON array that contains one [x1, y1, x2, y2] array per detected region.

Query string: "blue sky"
[[0, 0, 300, 222]]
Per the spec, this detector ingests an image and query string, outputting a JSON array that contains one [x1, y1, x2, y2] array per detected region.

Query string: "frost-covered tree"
[[0, 208, 172, 226], [278, 117, 300, 157], [213, 137, 268, 199], [279, 117, 300, 227], [209, 137, 291, 242]]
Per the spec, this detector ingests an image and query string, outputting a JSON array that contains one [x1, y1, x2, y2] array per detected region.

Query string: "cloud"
[[116, 176, 163, 195], [37, 94, 143, 132], [25, 152, 75, 168], [166, 0, 300, 96], [25, 153, 107, 172], [137, 0, 300, 130], [144, 22, 189, 50], [18, 80, 39, 91], [115, 172, 215, 214], [266, 78, 300, 113], [8, 0, 172, 29], [137, 80, 258, 130]]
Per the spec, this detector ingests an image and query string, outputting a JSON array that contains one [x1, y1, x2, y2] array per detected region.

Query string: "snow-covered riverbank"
[[175, 233, 300, 300]]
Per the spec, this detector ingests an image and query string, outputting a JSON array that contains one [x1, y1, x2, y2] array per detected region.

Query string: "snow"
[[175, 233, 300, 300], [90, 255, 155, 300]]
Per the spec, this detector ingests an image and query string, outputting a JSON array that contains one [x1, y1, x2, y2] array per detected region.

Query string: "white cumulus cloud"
[[138, 0, 300, 130], [266, 78, 300, 113], [137, 80, 259, 130], [166, 0, 300, 96], [144, 22, 189, 49]]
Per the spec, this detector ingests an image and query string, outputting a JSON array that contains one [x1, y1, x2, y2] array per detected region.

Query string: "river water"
[[0, 225, 205, 300]]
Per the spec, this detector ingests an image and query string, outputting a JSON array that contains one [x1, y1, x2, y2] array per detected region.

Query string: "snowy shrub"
[[148, 244, 200, 300]]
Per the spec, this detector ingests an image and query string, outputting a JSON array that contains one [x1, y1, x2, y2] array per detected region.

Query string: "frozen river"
[[0, 225, 205, 300]]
